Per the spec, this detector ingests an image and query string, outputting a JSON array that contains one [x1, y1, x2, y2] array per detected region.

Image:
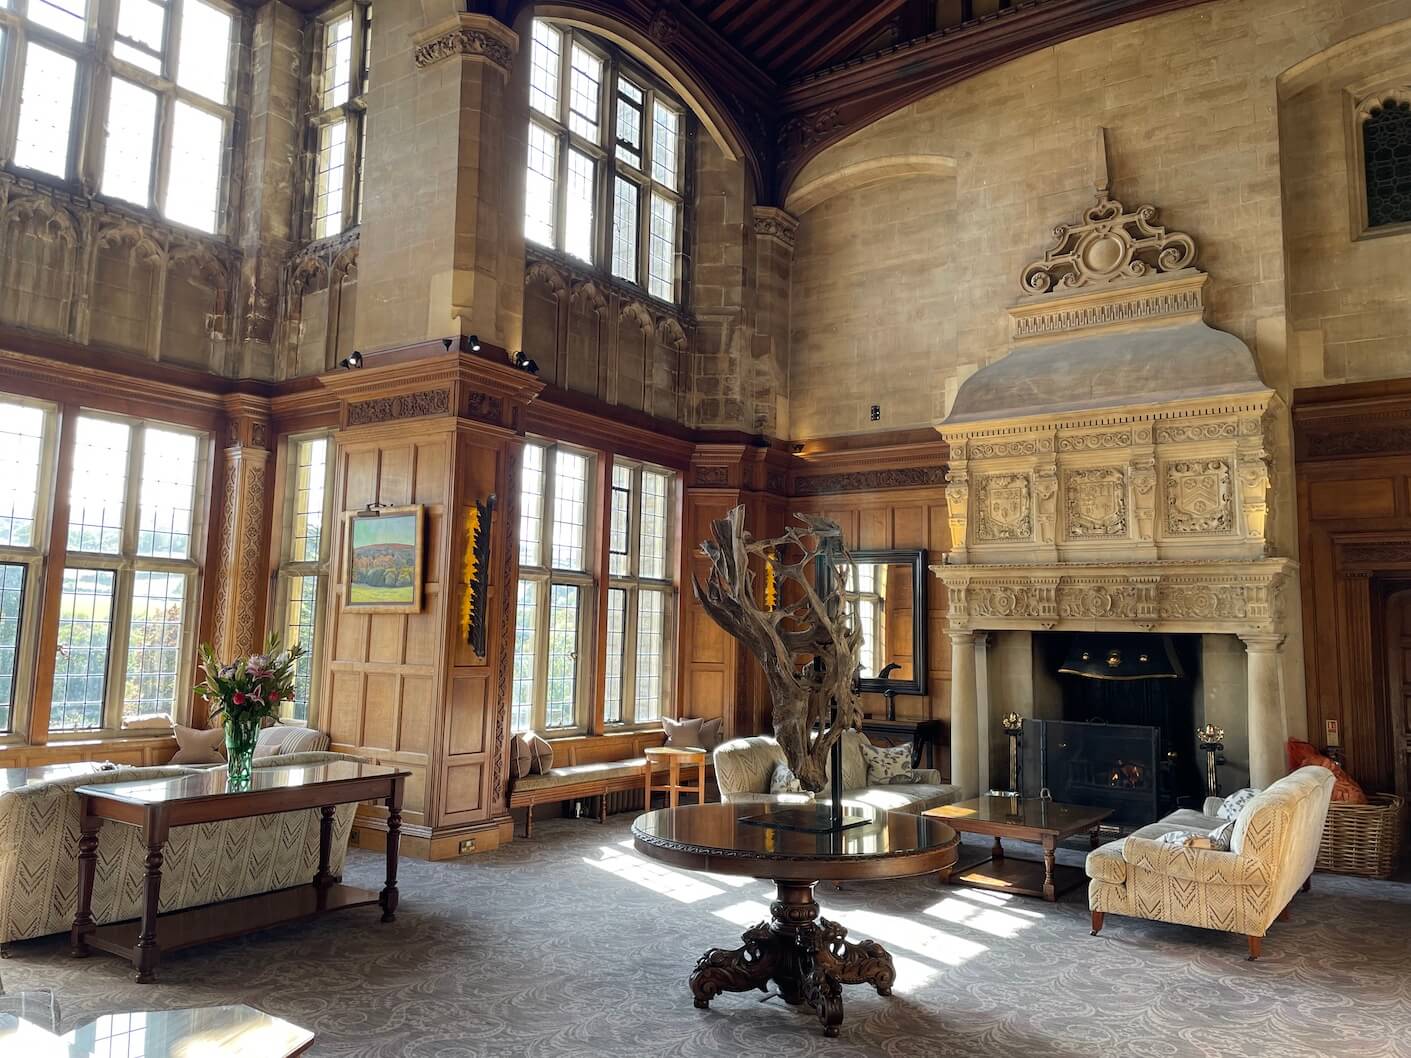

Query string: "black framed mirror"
[[818, 548, 928, 697]]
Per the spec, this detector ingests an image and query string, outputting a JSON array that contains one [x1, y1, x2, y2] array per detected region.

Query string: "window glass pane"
[[314, 119, 347, 239], [564, 149, 594, 263], [529, 20, 560, 118], [511, 580, 537, 733], [545, 583, 579, 728], [0, 402, 46, 548], [292, 438, 328, 563], [69, 418, 131, 555], [609, 464, 631, 577], [51, 569, 115, 732], [27, 0, 86, 40], [550, 449, 588, 570], [322, 13, 353, 109], [123, 570, 186, 721], [611, 177, 639, 282], [0, 564, 25, 734], [102, 79, 159, 207], [639, 469, 669, 579], [14, 44, 77, 177], [165, 101, 224, 233], [137, 428, 197, 558], [648, 192, 677, 302], [115, 0, 166, 73], [524, 122, 557, 248], [634, 589, 665, 722], [568, 44, 602, 142], [177, 0, 232, 103], [282, 574, 319, 722], [651, 101, 680, 190], [519, 443, 544, 567], [857, 598, 878, 678], [615, 79, 642, 168], [604, 588, 625, 724], [359, 6, 372, 95]]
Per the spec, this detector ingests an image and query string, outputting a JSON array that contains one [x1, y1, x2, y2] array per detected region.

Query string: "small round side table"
[[644, 746, 707, 809]]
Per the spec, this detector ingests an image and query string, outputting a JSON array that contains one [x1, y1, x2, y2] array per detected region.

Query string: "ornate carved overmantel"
[[934, 130, 1294, 790]]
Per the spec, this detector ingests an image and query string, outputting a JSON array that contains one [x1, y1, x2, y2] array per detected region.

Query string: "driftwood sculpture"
[[693, 506, 861, 792]]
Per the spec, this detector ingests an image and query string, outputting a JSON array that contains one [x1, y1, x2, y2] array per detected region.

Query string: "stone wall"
[[786, 0, 1411, 438]]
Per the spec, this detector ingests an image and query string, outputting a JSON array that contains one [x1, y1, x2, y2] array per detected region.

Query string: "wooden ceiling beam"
[[804, 0, 911, 71], [734, 0, 825, 52], [758, 3, 875, 68]]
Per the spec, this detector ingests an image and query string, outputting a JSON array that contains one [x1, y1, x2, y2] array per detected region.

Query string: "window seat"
[[509, 755, 713, 837]]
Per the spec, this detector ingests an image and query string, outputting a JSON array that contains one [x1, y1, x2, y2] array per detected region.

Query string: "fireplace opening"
[[1021, 632, 1204, 826]]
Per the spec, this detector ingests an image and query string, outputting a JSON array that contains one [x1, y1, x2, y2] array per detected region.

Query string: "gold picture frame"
[[344, 504, 425, 613]]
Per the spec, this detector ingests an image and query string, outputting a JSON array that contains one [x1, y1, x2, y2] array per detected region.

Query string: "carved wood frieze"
[[1165, 459, 1233, 534], [792, 465, 948, 496], [347, 388, 452, 427]]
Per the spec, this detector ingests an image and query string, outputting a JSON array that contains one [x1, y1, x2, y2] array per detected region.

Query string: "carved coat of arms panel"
[[976, 473, 1033, 542], [1065, 467, 1128, 538], [1165, 459, 1233, 534]]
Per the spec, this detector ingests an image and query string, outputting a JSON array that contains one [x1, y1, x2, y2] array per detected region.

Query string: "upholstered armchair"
[[1087, 766, 1335, 959]]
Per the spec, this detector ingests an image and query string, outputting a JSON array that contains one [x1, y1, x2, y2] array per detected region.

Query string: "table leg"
[[1090, 826, 1101, 850], [1042, 835, 1057, 903], [643, 763, 653, 813], [669, 757, 681, 809], [992, 836, 1004, 860], [70, 807, 100, 958], [380, 780, 403, 923], [314, 805, 336, 910], [134, 814, 169, 984]]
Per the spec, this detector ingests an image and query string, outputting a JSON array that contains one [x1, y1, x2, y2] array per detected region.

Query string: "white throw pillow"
[[861, 741, 912, 784], [769, 761, 804, 794], [1207, 819, 1235, 850], [1216, 787, 1259, 821]]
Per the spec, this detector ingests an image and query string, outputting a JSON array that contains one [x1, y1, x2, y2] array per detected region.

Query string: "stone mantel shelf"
[[931, 557, 1293, 636]]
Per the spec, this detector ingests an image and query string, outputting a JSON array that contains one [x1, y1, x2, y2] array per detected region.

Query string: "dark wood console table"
[[71, 761, 408, 983], [860, 717, 946, 770]]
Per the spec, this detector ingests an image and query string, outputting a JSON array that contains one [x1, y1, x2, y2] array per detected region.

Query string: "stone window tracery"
[[1363, 97, 1411, 230]]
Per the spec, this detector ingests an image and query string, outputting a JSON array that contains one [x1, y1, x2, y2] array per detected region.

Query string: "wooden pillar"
[[207, 395, 274, 669], [321, 351, 541, 859]]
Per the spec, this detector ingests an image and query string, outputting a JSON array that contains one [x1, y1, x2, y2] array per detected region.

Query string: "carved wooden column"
[[948, 629, 980, 799], [208, 395, 274, 671], [1240, 632, 1287, 788]]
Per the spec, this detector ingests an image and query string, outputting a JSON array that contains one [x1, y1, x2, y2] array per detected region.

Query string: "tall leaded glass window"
[[0, 0, 237, 233], [274, 435, 333, 723], [523, 19, 687, 305], [310, 2, 371, 239], [1364, 97, 1411, 231]]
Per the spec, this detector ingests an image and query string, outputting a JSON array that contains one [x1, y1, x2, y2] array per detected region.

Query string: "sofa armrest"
[[1122, 836, 1272, 886], [720, 791, 815, 807], [903, 768, 943, 785], [1203, 796, 1226, 816]]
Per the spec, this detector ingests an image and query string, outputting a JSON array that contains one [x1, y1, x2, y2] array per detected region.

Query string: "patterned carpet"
[[4, 815, 1411, 1057]]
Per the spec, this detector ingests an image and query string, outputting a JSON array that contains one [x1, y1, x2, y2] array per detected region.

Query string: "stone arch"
[[785, 152, 957, 215], [163, 244, 231, 368], [327, 244, 360, 371], [615, 299, 655, 412], [652, 316, 689, 421], [280, 255, 332, 377], [91, 221, 164, 355], [0, 194, 80, 334], [524, 259, 567, 388]]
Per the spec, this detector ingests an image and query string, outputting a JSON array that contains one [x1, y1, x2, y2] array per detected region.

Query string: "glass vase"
[[224, 713, 260, 791]]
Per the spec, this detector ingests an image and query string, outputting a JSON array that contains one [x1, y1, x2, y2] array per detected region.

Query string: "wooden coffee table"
[[633, 802, 959, 1037], [926, 795, 1112, 901]]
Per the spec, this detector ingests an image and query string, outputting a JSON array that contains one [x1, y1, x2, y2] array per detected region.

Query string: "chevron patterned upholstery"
[[0, 752, 363, 946], [1086, 766, 1335, 940]]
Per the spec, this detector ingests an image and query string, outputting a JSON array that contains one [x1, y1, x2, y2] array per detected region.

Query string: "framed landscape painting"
[[345, 505, 424, 612]]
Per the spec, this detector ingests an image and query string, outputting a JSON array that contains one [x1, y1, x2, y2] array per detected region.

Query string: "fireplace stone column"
[[948, 631, 980, 799], [1240, 633, 1287, 788]]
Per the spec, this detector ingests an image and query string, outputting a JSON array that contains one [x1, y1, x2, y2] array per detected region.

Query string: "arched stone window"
[[1362, 96, 1411, 230]]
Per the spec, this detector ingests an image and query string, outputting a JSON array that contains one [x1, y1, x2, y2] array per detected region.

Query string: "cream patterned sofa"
[[0, 751, 363, 952], [713, 732, 962, 813], [1086, 766, 1335, 959]]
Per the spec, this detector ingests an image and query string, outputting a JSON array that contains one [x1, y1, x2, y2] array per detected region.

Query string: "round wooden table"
[[632, 802, 959, 1037]]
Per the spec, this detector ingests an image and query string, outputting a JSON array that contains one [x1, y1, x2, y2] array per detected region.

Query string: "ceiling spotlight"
[[339, 350, 363, 370], [513, 350, 539, 375], [468, 334, 482, 353]]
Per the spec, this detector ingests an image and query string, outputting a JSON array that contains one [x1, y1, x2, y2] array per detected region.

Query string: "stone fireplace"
[[932, 133, 1295, 807]]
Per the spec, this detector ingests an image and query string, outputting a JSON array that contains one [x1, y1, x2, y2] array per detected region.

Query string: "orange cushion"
[[1286, 739, 1368, 804]]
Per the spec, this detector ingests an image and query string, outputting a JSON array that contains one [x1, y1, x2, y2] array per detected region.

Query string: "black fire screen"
[[1020, 719, 1160, 827]]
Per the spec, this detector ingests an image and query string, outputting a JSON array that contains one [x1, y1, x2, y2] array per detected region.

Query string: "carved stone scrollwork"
[[1130, 458, 1157, 542], [944, 472, 969, 553], [1066, 467, 1127, 538], [976, 473, 1032, 542], [1020, 193, 1197, 295], [1034, 466, 1059, 545], [413, 15, 516, 75], [1058, 584, 1136, 619], [1165, 459, 1233, 534], [1237, 456, 1272, 549]]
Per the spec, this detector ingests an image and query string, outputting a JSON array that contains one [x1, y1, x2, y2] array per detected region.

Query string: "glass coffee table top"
[[929, 795, 1112, 835], [0, 1004, 313, 1057]]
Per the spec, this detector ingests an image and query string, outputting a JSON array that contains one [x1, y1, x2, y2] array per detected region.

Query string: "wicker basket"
[[1316, 794, 1405, 879]]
